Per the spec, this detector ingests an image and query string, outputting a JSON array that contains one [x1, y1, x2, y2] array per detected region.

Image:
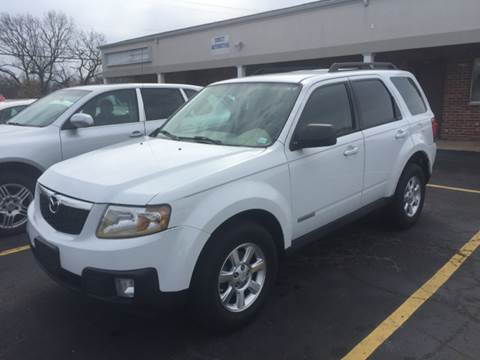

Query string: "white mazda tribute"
[[28, 63, 436, 330]]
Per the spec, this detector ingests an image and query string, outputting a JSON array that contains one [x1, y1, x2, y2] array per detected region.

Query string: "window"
[[141, 88, 184, 120], [471, 58, 480, 103], [77, 89, 139, 127], [0, 106, 26, 123], [296, 83, 354, 137], [352, 79, 400, 129], [6, 89, 89, 127], [184, 88, 199, 100], [391, 77, 427, 115]]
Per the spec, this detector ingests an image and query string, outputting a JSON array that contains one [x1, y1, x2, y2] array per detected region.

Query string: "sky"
[[1, 0, 315, 43]]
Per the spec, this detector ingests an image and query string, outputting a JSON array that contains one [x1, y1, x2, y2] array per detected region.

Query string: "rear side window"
[[183, 88, 199, 100], [141, 88, 185, 121], [297, 83, 354, 136], [391, 77, 427, 115], [352, 79, 400, 129]]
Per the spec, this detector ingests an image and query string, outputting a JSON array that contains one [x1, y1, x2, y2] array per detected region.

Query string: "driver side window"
[[296, 83, 354, 137], [76, 89, 139, 127]]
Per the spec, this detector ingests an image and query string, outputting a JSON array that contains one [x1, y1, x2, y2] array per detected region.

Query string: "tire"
[[190, 219, 278, 331], [0, 172, 35, 237], [388, 163, 426, 229]]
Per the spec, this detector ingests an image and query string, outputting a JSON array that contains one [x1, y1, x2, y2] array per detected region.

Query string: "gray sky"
[[2, 0, 314, 43]]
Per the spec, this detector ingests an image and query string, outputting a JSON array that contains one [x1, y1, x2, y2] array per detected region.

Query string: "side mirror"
[[291, 123, 337, 151], [70, 113, 93, 128]]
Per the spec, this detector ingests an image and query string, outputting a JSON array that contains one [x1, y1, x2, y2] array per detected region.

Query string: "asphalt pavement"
[[0, 149, 479, 360]]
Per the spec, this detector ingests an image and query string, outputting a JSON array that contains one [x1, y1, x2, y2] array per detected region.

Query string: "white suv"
[[0, 83, 201, 236], [28, 63, 436, 330]]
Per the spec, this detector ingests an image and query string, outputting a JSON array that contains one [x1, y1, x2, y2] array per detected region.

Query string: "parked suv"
[[28, 63, 436, 330], [0, 83, 201, 236]]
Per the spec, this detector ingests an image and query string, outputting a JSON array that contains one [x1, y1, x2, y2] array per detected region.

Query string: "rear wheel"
[[0, 172, 35, 237], [388, 163, 426, 229], [190, 220, 278, 331]]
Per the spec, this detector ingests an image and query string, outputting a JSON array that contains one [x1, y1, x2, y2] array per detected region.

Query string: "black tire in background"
[[0, 172, 35, 237], [388, 163, 426, 229], [190, 219, 278, 331]]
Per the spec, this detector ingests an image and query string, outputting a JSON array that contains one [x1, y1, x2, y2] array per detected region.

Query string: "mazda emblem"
[[48, 195, 61, 214]]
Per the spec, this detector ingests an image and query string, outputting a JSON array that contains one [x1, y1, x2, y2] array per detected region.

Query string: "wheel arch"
[[388, 149, 432, 197], [404, 151, 431, 182], [190, 208, 285, 292], [0, 160, 44, 180]]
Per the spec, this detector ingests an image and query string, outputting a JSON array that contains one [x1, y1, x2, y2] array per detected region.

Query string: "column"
[[236, 65, 246, 78]]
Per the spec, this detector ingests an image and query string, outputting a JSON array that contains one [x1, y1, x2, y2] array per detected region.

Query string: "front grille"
[[39, 187, 91, 235]]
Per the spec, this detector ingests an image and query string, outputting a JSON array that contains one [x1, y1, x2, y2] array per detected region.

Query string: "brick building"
[[100, 0, 480, 142]]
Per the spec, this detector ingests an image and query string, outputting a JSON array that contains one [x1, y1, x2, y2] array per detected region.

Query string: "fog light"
[[115, 278, 135, 298]]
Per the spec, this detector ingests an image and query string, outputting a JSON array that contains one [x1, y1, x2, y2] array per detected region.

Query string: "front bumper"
[[27, 194, 211, 297], [30, 236, 187, 307]]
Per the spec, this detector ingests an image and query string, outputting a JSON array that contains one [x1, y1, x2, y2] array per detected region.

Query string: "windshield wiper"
[[157, 130, 180, 140], [186, 136, 223, 145], [6, 121, 27, 127], [157, 130, 222, 145]]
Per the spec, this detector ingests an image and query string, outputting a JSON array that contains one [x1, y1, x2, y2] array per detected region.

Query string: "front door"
[[287, 80, 365, 239], [60, 89, 145, 160]]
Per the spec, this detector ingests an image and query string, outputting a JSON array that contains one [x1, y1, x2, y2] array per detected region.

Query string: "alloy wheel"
[[217, 242, 267, 313], [0, 183, 33, 230], [403, 176, 422, 218]]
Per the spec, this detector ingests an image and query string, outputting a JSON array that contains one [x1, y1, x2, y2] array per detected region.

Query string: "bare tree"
[[0, 11, 75, 95], [31, 11, 74, 94], [70, 30, 106, 85], [0, 13, 35, 85]]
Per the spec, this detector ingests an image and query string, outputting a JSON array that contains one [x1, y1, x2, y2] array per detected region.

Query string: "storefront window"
[[471, 59, 480, 103]]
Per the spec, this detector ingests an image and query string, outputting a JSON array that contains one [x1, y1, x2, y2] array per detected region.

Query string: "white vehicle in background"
[[0, 99, 36, 124], [0, 83, 201, 236], [28, 63, 436, 330]]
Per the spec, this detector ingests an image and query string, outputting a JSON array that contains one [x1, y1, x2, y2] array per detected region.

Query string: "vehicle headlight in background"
[[97, 205, 171, 239]]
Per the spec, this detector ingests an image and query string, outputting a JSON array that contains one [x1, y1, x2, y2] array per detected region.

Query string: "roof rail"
[[328, 62, 398, 73]]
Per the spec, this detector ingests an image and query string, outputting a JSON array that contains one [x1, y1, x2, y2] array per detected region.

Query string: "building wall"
[[101, 0, 480, 78], [442, 60, 480, 141]]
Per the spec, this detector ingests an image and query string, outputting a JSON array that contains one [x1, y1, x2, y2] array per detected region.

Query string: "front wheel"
[[190, 220, 278, 331], [0, 172, 35, 237], [388, 163, 426, 229]]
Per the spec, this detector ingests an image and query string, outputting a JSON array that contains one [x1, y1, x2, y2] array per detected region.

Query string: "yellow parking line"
[[427, 184, 480, 194], [0, 245, 30, 257], [342, 230, 480, 360]]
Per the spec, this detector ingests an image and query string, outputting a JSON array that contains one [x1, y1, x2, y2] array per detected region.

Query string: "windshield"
[[157, 82, 301, 147], [7, 89, 90, 127]]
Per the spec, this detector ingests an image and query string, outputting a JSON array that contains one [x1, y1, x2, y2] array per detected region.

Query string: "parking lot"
[[0, 149, 479, 360]]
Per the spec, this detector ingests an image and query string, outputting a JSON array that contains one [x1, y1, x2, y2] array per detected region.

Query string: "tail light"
[[431, 117, 438, 141]]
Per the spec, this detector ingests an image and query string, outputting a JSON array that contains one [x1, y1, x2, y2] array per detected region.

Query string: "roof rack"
[[328, 62, 398, 73]]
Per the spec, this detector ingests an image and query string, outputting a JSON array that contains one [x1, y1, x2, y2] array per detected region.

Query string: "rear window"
[[352, 79, 401, 129], [141, 88, 185, 120], [391, 77, 427, 115]]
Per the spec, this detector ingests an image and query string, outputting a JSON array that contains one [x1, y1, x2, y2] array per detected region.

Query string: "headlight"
[[96, 205, 171, 239]]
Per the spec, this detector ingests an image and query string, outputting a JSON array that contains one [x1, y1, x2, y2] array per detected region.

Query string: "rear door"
[[140, 88, 186, 135], [60, 88, 145, 160], [350, 76, 410, 205], [390, 76, 434, 145]]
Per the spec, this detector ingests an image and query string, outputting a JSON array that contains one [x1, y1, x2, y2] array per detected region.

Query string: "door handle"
[[395, 129, 408, 139], [130, 130, 144, 138], [343, 145, 359, 157]]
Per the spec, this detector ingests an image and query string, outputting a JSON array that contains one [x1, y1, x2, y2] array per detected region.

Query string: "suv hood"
[[39, 138, 267, 205]]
